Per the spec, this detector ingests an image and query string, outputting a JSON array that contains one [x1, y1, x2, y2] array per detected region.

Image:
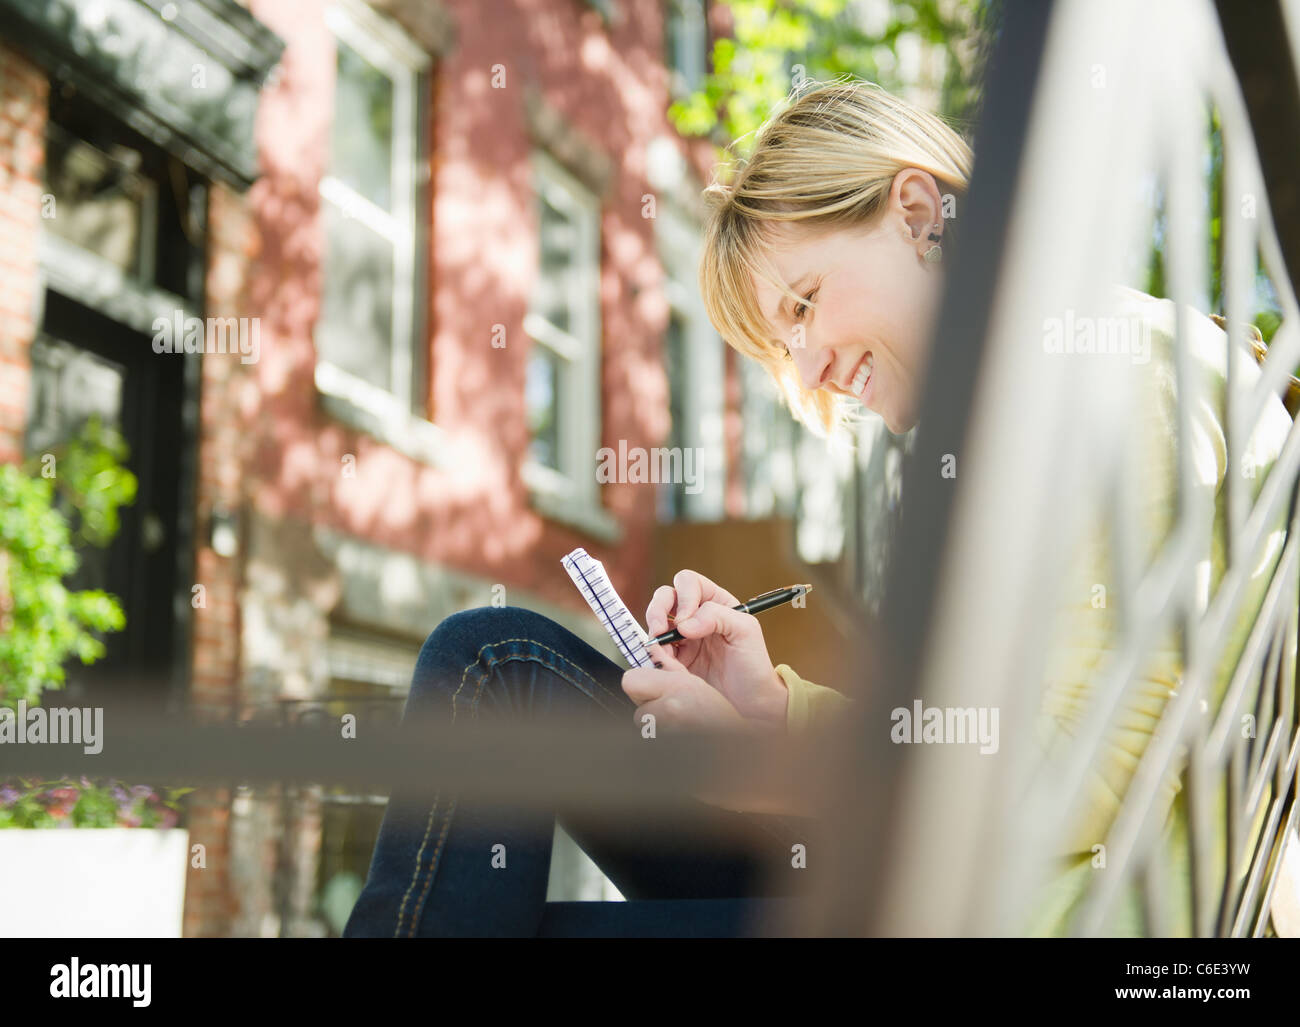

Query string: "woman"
[[698, 78, 1296, 935], [695, 78, 1294, 934], [344, 77, 1291, 937]]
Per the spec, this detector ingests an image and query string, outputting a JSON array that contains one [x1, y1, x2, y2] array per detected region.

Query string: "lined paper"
[[561, 548, 654, 668]]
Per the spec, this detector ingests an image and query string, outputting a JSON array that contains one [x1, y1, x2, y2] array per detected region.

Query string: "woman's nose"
[[794, 344, 835, 390]]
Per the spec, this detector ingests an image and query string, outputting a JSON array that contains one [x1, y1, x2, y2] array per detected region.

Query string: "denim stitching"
[[452, 637, 626, 715], [394, 631, 798, 933], [405, 795, 458, 937], [395, 637, 528, 936], [397, 636, 629, 935], [393, 792, 441, 937]]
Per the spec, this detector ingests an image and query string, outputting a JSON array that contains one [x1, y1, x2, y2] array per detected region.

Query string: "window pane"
[[317, 201, 394, 392], [668, 0, 707, 94], [741, 358, 798, 517], [536, 279, 572, 336], [330, 38, 393, 212], [535, 192, 575, 334], [24, 335, 126, 598], [43, 123, 155, 279], [316, 799, 387, 936], [539, 192, 575, 269], [25, 335, 125, 455], [658, 310, 689, 521], [526, 343, 564, 470]]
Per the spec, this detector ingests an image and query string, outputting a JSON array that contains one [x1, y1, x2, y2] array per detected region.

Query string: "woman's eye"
[[792, 290, 817, 322]]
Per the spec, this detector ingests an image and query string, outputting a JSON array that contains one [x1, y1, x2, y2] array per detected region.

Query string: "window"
[[309, 627, 419, 937], [657, 309, 690, 521], [582, 0, 617, 21], [316, 1, 428, 417], [654, 201, 726, 521], [25, 335, 125, 604], [42, 82, 206, 307], [522, 151, 612, 535], [666, 0, 709, 97], [740, 358, 800, 519], [43, 122, 158, 284]]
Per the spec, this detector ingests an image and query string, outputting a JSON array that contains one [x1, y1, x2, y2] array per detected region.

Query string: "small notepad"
[[561, 548, 655, 668]]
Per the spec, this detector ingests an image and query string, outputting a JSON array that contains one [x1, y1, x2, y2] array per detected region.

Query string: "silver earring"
[[923, 224, 942, 264]]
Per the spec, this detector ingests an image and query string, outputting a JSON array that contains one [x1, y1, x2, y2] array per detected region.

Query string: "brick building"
[[0, 0, 881, 936]]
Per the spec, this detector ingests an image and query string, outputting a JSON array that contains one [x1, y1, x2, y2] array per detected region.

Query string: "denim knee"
[[407, 606, 562, 703], [406, 605, 626, 720], [416, 606, 555, 675], [426, 605, 554, 652]]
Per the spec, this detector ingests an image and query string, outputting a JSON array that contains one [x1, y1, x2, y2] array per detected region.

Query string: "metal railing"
[[805, 0, 1300, 937]]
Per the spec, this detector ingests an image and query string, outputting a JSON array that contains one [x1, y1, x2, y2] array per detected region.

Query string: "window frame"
[[315, 0, 437, 455], [666, 0, 710, 100], [521, 149, 618, 539], [655, 199, 726, 521]]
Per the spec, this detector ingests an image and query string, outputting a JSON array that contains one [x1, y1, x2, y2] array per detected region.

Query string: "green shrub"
[[0, 417, 137, 708]]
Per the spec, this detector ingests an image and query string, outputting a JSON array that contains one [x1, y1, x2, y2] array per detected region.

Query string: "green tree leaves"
[[667, 0, 995, 157], [0, 418, 136, 707]]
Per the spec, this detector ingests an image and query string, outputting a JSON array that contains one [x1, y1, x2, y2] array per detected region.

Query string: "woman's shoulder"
[[1101, 283, 1291, 490], [1104, 283, 1278, 386], [1104, 283, 1225, 369]]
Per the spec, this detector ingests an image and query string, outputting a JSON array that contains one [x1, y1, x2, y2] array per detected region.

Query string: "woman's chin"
[[881, 404, 917, 435]]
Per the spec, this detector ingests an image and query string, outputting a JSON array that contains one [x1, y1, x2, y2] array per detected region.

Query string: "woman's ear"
[[891, 168, 944, 255]]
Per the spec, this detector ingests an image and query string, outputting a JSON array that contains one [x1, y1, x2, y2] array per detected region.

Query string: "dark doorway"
[[25, 79, 206, 715], [25, 295, 192, 712]]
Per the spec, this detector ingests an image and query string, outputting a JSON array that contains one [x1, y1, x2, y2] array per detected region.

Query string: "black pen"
[[645, 584, 813, 647]]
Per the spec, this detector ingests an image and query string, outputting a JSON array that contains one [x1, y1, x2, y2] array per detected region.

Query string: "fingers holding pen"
[[668, 569, 742, 625], [646, 584, 677, 636]]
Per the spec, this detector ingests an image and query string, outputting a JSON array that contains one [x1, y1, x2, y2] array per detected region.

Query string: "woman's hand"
[[622, 642, 783, 810], [621, 643, 754, 735], [645, 569, 789, 728]]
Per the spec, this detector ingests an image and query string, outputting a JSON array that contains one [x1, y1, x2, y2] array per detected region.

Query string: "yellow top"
[[772, 285, 1295, 933], [773, 662, 853, 735]]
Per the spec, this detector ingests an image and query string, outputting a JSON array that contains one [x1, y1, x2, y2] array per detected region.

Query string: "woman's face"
[[750, 168, 947, 434]]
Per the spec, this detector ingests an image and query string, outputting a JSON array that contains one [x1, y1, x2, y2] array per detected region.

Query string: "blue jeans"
[[342, 606, 816, 937]]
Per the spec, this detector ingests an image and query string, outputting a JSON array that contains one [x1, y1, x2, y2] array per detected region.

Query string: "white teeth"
[[851, 354, 873, 397]]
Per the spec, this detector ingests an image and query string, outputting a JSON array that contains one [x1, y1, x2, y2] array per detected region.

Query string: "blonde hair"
[[699, 77, 974, 439]]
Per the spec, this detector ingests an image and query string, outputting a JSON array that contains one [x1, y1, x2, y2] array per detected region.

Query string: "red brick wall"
[[242, 0, 699, 611], [193, 184, 255, 720], [0, 0, 732, 936], [184, 183, 259, 937], [0, 44, 45, 465]]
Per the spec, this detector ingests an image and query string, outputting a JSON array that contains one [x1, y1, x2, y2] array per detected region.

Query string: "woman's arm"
[[697, 666, 855, 817], [775, 663, 854, 736]]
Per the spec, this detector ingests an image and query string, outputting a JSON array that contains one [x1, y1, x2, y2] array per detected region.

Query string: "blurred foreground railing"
[[850, 0, 1300, 937], [5, 0, 1300, 939]]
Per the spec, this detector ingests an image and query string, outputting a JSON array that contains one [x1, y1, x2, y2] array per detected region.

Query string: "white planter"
[[0, 828, 189, 937]]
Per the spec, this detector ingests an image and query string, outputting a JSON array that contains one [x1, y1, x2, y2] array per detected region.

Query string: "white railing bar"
[[1221, 86, 1260, 571], [1250, 758, 1300, 935], [1234, 727, 1299, 935], [1245, 714, 1291, 818], [1206, 526, 1298, 756]]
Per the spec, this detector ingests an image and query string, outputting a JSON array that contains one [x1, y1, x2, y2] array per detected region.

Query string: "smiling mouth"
[[848, 352, 874, 401]]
